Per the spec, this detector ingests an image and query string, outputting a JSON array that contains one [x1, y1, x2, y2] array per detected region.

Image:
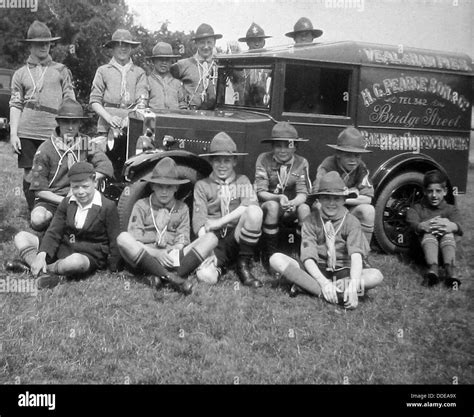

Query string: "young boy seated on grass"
[[193, 132, 264, 288], [116, 157, 217, 295], [9, 162, 121, 289], [406, 170, 463, 288], [255, 122, 311, 270], [270, 171, 383, 309], [29, 99, 113, 231]]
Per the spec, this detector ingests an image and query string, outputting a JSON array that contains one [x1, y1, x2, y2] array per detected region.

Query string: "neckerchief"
[[319, 207, 348, 272], [25, 54, 52, 103], [149, 195, 176, 248], [193, 53, 217, 103], [110, 57, 133, 104], [211, 171, 236, 237], [49, 131, 82, 187]]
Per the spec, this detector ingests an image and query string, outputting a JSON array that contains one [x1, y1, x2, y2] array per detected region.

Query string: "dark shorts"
[[33, 199, 58, 215], [213, 229, 239, 268], [47, 245, 104, 274], [18, 138, 42, 169], [319, 266, 351, 281]]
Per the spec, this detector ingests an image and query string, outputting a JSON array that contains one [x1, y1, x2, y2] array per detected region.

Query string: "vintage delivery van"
[[116, 41, 472, 254]]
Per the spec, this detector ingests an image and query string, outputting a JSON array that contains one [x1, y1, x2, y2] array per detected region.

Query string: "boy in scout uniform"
[[170, 23, 222, 110], [238, 23, 271, 50], [270, 172, 383, 309], [28, 99, 113, 231], [193, 132, 264, 288], [117, 157, 218, 295], [312, 127, 375, 247], [146, 42, 186, 111], [255, 122, 311, 270], [9, 21, 75, 212], [10, 162, 121, 290], [285, 17, 323, 45]]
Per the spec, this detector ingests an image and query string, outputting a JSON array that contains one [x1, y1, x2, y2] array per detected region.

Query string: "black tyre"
[[374, 171, 424, 254]]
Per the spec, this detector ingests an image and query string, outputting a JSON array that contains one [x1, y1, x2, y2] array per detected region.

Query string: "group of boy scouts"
[[5, 18, 462, 310]]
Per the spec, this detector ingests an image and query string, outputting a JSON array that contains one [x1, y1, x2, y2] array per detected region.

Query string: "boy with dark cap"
[[238, 23, 271, 50], [170, 23, 222, 109], [285, 17, 323, 45], [270, 171, 383, 309], [255, 122, 311, 270], [9, 20, 75, 212], [193, 132, 263, 287], [10, 162, 121, 289], [28, 98, 113, 231], [117, 157, 218, 295]]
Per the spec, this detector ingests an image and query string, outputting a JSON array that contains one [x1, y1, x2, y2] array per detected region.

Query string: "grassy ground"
[[0, 140, 473, 385]]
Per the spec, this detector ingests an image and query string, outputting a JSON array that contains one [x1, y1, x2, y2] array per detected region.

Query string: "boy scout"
[[238, 23, 271, 50], [170, 23, 222, 110], [312, 127, 375, 246], [9, 20, 75, 212], [285, 17, 323, 45], [117, 157, 217, 295], [10, 162, 121, 290], [193, 132, 263, 287], [255, 122, 310, 270], [28, 99, 113, 231], [270, 172, 383, 309], [146, 42, 186, 111]]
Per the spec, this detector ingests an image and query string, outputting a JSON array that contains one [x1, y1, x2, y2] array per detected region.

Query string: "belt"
[[104, 102, 127, 109], [24, 102, 57, 114]]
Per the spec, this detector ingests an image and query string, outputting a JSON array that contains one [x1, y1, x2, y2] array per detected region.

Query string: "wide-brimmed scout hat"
[[146, 42, 180, 59], [261, 121, 308, 143], [199, 132, 247, 157], [238, 23, 271, 42], [327, 126, 372, 153], [311, 171, 357, 198], [56, 99, 88, 120], [22, 21, 61, 43], [140, 157, 190, 185], [68, 162, 95, 182], [285, 17, 323, 39], [104, 29, 141, 48], [191, 23, 223, 41]]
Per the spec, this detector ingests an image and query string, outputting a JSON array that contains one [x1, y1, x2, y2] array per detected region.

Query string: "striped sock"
[[262, 223, 279, 235], [19, 246, 38, 267], [176, 248, 204, 278], [239, 228, 262, 257]]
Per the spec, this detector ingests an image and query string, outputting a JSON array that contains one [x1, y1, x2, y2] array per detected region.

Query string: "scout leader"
[[255, 122, 311, 270], [170, 23, 222, 110], [9, 20, 75, 212], [193, 132, 264, 288], [270, 172, 383, 309], [28, 99, 113, 231], [285, 17, 323, 45], [10, 162, 121, 290], [117, 157, 218, 295], [238, 22, 271, 50]]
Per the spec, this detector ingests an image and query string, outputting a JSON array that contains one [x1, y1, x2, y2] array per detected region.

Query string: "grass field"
[[0, 140, 473, 385]]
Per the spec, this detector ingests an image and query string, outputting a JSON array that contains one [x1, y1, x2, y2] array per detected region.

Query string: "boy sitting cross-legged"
[[270, 171, 383, 309], [116, 157, 218, 295]]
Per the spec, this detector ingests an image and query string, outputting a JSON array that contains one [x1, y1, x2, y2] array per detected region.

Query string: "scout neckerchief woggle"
[[150, 195, 176, 248], [110, 57, 133, 105], [274, 155, 294, 194], [320, 211, 347, 272]]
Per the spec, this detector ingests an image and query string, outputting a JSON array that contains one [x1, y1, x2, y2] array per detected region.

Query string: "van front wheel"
[[374, 171, 424, 254]]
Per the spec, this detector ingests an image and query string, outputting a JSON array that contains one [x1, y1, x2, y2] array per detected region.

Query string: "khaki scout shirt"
[[128, 197, 190, 250], [147, 72, 186, 111], [192, 172, 258, 234], [89, 59, 148, 132], [255, 152, 310, 200]]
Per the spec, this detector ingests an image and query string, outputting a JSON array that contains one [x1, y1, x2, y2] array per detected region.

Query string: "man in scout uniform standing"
[[285, 17, 323, 45], [9, 20, 75, 212], [117, 157, 218, 295], [255, 122, 311, 270], [193, 132, 264, 288], [146, 42, 186, 111], [170, 23, 222, 110], [238, 23, 271, 50]]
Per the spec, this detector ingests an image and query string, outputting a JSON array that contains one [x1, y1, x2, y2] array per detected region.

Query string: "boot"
[[444, 264, 461, 289], [161, 271, 193, 295], [236, 257, 262, 288], [4, 259, 30, 273], [422, 264, 439, 287]]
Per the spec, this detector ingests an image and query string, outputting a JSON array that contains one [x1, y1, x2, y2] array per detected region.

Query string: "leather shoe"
[[36, 273, 62, 289], [289, 284, 300, 298], [236, 257, 262, 288], [421, 264, 439, 287], [4, 259, 30, 273], [162, 272, 193, 295]]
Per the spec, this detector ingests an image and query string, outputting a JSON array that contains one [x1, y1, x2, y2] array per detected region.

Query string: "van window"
[[0, 74, 11, 90], [284, 64, 351, 116]]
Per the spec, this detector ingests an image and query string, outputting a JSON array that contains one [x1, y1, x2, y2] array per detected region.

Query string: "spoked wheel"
[[374, 171, 424, 254]]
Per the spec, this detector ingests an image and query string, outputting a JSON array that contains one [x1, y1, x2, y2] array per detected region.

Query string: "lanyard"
[[149, 195, 175, 247], [49, 137, 81, 187], [26, 64, 48, 101], [275, 158, 294, 194]]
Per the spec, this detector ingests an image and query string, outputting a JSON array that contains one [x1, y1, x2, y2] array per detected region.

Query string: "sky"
[[125, 0, 473, 57]]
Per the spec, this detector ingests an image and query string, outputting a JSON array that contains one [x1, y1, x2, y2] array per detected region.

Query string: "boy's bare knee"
[[263, 200, 280, 216], [269, 253, 297, 273], [203, 232, 218, 247], [67, 253, 90, 272], [30, 209, 50, 230], [14, 231, 36, 248], [196, 265, 219, 284], [116, 231, 132, 248], [246, 204, 263, 223]]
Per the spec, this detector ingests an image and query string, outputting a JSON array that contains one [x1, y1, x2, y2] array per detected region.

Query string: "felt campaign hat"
[[56, 99, 89, 120], [104, 29, 141, 48], [327, 126, 372, 153], [310, 171, 357, 198], [285, 17, 323, 39], [146, 42, 180, 59], [199, 132, 247, 157], [191, 23, 223, 41], [238, 23, 271, 42], [140, 157, 190, 185], [22, 20, 61, 42], [68, 162, 95, 182], [261, 121, 308, 143]]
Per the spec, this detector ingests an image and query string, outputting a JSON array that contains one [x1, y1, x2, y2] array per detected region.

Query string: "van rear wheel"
[[374, 171, 424, 254]]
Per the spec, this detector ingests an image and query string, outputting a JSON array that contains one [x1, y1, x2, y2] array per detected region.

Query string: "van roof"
[[218, 41, 473, 74]]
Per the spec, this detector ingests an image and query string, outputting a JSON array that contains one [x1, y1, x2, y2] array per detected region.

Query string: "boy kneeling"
[[270, 171, 383, 309]]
